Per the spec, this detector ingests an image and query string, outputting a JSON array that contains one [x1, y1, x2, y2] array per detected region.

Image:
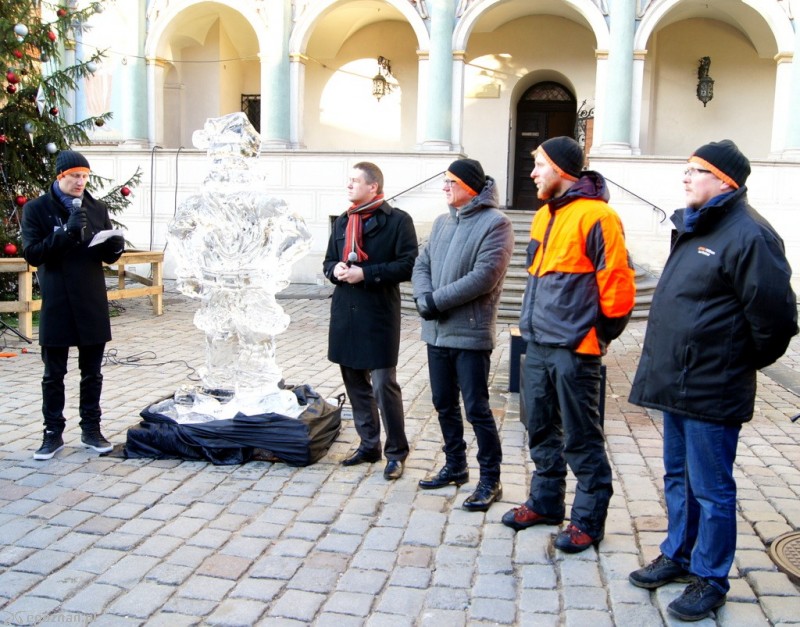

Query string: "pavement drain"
[[768, 530, 800, 584]]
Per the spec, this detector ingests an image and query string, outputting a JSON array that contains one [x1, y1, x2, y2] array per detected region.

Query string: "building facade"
[[67, 0, 800, 285]]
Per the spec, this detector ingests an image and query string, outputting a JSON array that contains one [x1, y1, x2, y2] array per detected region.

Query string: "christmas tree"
[[0, 0, 140, 307]]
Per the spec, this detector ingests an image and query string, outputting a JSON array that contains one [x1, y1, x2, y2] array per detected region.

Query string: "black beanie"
[[690, 139, 750, 189], [447, 158, 486, 195], [538, 137, 584, 181], [55, 150, 91, 178]]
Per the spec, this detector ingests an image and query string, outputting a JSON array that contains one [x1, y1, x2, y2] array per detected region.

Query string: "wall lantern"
[[372, 56, 393, 101], [697, 56, 714, 107]]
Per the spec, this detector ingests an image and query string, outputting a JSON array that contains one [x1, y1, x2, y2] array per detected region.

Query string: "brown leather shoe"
[[501, 504, 563, 531], [383, 460, 404, 480]]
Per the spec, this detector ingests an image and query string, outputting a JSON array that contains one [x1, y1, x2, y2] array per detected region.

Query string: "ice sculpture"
[[166, 112, 312, 421]]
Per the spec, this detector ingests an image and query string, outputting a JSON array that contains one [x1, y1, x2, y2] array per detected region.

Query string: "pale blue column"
[[785, 20, 800, 154], [73, 1, 147, 144], [117, 0, 148, 144], [600, 0, 635, 152], [261, 0, 291, 148], [424, 0, 455, 149]]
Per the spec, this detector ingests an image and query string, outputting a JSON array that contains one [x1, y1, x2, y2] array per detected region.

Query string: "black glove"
[[415, 292, 441, 321], [106, 235, 125, 254], [65, 209, 87, 240]]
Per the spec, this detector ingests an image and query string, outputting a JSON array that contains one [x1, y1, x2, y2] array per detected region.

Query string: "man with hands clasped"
[[324, 162, 418, 481]]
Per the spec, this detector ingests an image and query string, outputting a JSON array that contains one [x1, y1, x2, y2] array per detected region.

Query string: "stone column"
[[260, 0, 291, 149], [779, 19, 800, 157], [146, 57, 168, 147], [422, 0, 455, 150], [597, 0, 635, 154], [289, 53, 307, 149]]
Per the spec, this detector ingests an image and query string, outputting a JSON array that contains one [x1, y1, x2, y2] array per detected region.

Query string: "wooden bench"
[[0, 250, 163, 341]]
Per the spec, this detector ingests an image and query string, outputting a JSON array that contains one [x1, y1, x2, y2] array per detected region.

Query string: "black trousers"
[[521, 342, 612, 538], [41, 344, 105, 432], [427, 345, 502, 482], [341, 365, 409, 461]]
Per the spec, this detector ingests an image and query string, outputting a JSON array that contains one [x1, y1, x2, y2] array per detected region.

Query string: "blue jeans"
[[661, 411, 740, 593], [427, 345, 502, 482]]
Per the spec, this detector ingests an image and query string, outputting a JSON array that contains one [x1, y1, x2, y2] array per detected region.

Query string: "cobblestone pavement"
[[1, 282, 800, 626]]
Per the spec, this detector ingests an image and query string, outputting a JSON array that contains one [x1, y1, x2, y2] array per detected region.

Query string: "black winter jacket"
[[629, 187, 797, 423], [324, 201, 418, 370], [21, 187, 124, 346]]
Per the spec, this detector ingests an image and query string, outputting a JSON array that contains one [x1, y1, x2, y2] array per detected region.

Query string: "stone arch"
[[145, 0, 268, 60], [454, 0, 610, 52], [289, 0, 430, 55], [634, 0, 794, 56]]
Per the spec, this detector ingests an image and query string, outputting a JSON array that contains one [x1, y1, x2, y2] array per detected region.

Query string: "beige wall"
[[304, 22, 419, 151], [461, 16, 599, 206], [646, 19, 775, 158]]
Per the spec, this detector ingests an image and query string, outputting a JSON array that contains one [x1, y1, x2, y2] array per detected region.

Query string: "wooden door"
[[511, 82, 577, 210]]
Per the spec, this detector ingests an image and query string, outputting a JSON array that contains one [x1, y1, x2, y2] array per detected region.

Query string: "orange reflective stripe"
[[576, 327, 600, 355]]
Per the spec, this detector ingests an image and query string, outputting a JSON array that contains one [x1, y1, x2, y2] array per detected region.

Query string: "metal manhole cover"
[[768, 531, 800, 585]]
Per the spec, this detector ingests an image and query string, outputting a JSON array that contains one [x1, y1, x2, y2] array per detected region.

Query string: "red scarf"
[[343, 194, 383, 264]]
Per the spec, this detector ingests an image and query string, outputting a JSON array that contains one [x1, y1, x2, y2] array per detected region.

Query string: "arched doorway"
[[511, 82, 577, 209]]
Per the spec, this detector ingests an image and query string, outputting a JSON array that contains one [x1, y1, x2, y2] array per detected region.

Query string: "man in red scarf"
[[324, 162, 418, 480]]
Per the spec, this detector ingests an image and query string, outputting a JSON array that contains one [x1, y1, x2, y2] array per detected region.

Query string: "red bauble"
[[0, 135, 7, 144], [57, 8, 67, 17], [6, 84, 17, 94], [120, 186, 131, 197], [49, 107, 59, 116], [15, 195, 27, 207], [4, 243, 18, 256], [6, 71, 20, 84], [47, 31, 57, 42], [13, 50, 23, 59]]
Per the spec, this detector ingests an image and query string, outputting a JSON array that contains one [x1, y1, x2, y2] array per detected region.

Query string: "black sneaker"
[[667, 578, 726, 621], [81, 428, 113, 453], [629, 554, 694, 589], [34, 430, 64, 460]]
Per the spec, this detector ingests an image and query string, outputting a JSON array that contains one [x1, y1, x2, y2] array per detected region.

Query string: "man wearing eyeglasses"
[[21, 150, 125, 460], [412, 158, 514, 512], [324, 162, 418, 481], [628, 140, 797, 621]]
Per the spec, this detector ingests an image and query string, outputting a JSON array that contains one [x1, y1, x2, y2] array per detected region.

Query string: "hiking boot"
[[34, 430, 64, 460], [629, 554, 694, 589], [554, 523, 603, 553], [81, 427, 113, 453], [502, 504, 563, 531], [667, 578, 726, 621], [419, 465, 469, 489]]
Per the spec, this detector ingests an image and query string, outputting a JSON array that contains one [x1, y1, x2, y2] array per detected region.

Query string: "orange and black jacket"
[[519, 171, 636, 356]]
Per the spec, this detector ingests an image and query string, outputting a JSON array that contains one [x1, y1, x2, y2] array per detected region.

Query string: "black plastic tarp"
[[123, 385, 342, 466]]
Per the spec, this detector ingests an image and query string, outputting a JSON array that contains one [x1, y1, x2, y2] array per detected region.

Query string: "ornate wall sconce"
[[697, 56, 714, 107], [372, 56, 393, 101]]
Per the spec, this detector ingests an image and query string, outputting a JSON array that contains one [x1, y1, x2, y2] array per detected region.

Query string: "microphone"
[[346, 252, 357, 267], [71, 197, 85, 241]]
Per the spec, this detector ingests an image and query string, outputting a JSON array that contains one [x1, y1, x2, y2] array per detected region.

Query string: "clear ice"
[[166, 112, 312, 422]]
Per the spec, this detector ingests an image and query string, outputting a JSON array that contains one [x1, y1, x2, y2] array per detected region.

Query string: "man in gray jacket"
[[412, 158, 514, 511]]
